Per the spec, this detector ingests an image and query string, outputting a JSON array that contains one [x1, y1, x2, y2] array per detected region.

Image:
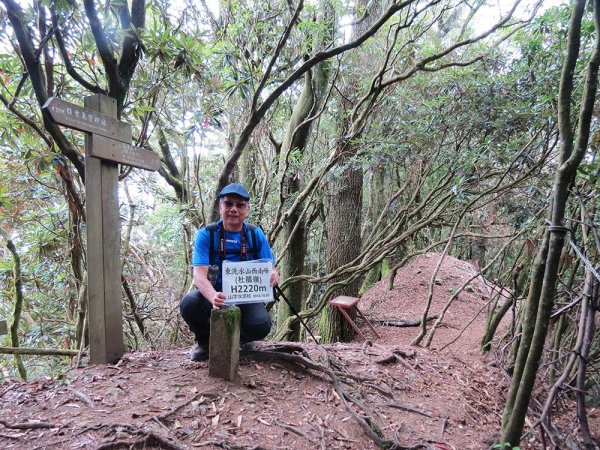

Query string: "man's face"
[[219, 195, 249, 230]]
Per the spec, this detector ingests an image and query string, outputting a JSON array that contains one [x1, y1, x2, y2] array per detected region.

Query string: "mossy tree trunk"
[[277, 2, 333, 341], [318, 0, 386, 343], [0, 228, 27, 380]]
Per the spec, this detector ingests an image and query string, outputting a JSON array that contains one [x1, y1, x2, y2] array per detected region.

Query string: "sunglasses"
[[221, 200, 248, 209]]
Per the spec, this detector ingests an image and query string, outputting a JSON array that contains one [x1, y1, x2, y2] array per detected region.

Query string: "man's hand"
[[270, 267, 280, 287], [194, 266, 227, 309], [211, 292, 227, 309]]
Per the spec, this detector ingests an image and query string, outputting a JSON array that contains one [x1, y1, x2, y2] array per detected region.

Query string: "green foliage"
[[144, 203, 187, 249]]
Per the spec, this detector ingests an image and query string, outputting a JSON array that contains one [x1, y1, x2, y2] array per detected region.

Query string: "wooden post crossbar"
[[43, 94, 161, 364], [329, 296, 381, 341]]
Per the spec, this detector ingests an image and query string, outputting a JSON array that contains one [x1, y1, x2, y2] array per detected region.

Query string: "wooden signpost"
[[43, 94, 160, 364]]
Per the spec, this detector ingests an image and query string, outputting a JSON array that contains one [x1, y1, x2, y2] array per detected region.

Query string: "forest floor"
[[0, 253, 593, 449]]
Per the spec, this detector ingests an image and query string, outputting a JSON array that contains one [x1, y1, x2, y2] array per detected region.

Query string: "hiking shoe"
[[240, 342, 257, 351], [190, 343, 209, 362]]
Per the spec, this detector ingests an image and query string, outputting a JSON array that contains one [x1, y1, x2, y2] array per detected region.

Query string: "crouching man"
[[180, 183, 279, 361]]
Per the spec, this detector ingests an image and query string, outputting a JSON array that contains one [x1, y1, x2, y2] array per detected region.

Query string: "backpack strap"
[[205, 222, 218, 265], [246, 223, 261, 260], [205, 221, 261, 262]]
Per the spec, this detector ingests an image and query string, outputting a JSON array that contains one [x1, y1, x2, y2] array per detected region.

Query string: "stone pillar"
[[208, 306, 241, 381]]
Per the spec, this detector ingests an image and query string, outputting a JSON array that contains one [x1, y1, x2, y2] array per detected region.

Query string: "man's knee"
[[180, 291, 209, 321], [242, 311, 272, 341], [251, 317, 272, 340]]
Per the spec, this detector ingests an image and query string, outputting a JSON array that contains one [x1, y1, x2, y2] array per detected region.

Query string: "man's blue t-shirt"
[[192, 220, 275, 290]]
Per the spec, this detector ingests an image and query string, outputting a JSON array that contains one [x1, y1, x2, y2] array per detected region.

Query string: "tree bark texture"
[[576, 269, 598, 449], [319, 0, 386, 343], [321, 162, 364, 343], [362, 166, 386, 290]]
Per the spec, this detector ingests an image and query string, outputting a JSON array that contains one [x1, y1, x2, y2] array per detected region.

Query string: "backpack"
[[205, 221, 261, 264]]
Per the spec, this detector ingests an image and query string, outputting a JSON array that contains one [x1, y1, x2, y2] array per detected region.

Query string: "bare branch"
[[212, 0, 420, 215], [50, 6, 105, 94]]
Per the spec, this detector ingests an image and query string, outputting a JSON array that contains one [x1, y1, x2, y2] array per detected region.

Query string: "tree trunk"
[[239, 144, 258, 197], [318, 0, 385, 343], [501, 0, 600, 444], [576, 269, 598, 449], [481, 296, 513, 352], [276, 1, 333, 341], [0, 229, 27, 380], [362, 166, 386, 290], [320, 162, 364, 342], [75, 272, 88, 350], [470, 237, 486, 269]]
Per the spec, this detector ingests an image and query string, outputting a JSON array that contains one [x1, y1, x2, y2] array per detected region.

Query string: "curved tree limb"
[[1, 0, 85, 176], [50, 6, 105, 94]]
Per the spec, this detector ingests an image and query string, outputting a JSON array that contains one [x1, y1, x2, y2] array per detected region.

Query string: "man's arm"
[[193, 266, 226, 309]]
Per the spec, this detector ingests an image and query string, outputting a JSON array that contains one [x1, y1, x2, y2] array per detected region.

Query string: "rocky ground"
[[0, 253, 589, 449]]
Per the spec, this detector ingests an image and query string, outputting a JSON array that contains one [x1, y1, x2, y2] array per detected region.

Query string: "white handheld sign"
[[222, 259, 274, 305]]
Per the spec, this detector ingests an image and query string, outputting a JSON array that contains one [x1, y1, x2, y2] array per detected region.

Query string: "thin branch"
[[250, 1, 304, 114], [212, 0, 419, 214], [50, 6, 105, 94], [0, 93, 52, 147]]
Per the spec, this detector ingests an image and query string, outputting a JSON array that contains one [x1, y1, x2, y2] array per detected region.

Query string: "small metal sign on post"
[[43, 94, 160, 364]]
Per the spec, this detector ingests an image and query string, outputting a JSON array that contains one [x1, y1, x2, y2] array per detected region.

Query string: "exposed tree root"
[[385, 403, 433, 418], [96, 426, 187, 450], [273, 418, 319, 445], [246, 344, 430, 449], [155, 391, 220, 423]]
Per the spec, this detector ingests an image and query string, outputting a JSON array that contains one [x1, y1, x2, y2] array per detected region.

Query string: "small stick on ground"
[[0, 419, 56, 429], [371, 316, 438, 327], [440, 416, 448, 439], [0, 433, 18, 440], [67, 387, 95, 407], [385, 403, 434, 418], [191, 440, 267, 449], [273, 419, 318, 445]]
